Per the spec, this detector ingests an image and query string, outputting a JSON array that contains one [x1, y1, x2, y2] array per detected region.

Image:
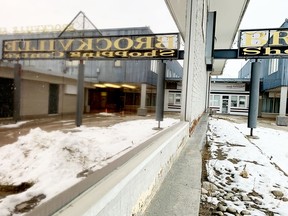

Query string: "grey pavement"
[[143, 113, 209, 216]]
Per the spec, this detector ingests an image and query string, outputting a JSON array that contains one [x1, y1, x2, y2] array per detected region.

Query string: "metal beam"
[[179, 49, 239, 60], [213, 49, 238, 59]]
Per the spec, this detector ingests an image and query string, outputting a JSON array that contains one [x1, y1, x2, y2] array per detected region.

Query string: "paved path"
[[143, 113, 209, 216]]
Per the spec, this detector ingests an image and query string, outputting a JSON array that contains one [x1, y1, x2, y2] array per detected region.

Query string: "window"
[[175, 94, 181, 105], [269, 59, 279, 74], [239, 96, 246, 108], [168, 94, 174, 105], [168, 93, 181, 105], [210, 95, 220, 107], [150, 60, 158, 72], [114, 60, 121, 67], [231, 96, 238, 107]]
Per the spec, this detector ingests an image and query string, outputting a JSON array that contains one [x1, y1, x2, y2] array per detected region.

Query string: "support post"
[[155, 61, 165, 128], [13, 63, 21, 122], [276, 86, 288, 126], [248, 61, 261, 132], [76, 60, 85, 127], [137, 83, 147, 116]]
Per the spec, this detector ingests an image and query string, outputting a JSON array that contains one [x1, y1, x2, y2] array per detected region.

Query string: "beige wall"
[[20, 80, 79, 118], [0, 65, 93, 118], [21, 80, 49, 116], [20, 82, 80, 118], [59, 85, 77, 114]]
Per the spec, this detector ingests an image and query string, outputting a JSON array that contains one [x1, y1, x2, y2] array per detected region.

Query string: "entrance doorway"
[[88, 88, 125, 112], [222, 96, 229, 114], [0, 78, 14, 117], [48, 84, 59, 114]]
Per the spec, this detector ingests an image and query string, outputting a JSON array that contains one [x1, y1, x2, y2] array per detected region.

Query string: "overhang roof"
[[164, 0, 250, 75]]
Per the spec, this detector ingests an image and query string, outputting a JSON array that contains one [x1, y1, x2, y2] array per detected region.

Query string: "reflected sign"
[[238, 28, 288, 58], [2, 33, 180, 60]]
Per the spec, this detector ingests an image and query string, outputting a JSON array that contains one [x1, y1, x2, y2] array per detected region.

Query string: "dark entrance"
[[0, 78, 14, 118], [88, 88, 125, 112], [48, 84, 59, 114]]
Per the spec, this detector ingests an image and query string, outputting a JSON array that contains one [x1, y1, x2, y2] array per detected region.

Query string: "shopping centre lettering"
[[2, 33, 180, 60], [0, 24, 75, 35], [238, 28, 288, 58]]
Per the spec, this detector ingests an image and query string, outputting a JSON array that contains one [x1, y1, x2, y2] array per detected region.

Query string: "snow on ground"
[[0, 118, 179, 216], [205, 117, 288, 216], [1, 115, 288, 216], [0, 121, 30, 129]]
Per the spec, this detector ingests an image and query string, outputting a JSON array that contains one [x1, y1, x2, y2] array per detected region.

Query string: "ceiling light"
[[122, 84, 136, 89], [94, 84, 106, 88], [104, 83, 121, 88]]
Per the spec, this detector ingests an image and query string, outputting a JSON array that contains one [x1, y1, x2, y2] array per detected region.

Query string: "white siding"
[[181, 0, 209, 126]]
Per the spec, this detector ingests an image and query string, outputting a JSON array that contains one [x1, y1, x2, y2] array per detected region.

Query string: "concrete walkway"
[[143, 114, 209, 216]]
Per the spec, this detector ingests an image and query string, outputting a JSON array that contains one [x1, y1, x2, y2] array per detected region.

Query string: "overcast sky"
[[1, 0, 288, 76], [0, 0, 177, 33]]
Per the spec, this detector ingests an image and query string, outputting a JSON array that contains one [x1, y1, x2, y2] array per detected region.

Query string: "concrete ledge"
[[49, 121, 189, 216], [137, 108, 148, 116], [276, 116, 288, 126]]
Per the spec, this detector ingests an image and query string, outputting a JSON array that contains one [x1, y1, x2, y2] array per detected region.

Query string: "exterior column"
[[155, 61, 165, 124], [276, 86, 288, 126], [279, 86, 288, 116], [248, 62, 261, 130], [76, 60, 84, 127], [137, 83, 147, 116]]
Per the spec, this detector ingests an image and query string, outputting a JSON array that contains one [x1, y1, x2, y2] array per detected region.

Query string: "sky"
[[0, 0, 178, 34], [1, 0, 288, 75], [0, 115, 288, 215]]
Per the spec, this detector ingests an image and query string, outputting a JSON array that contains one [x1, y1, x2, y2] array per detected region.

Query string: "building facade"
[[210, 78, 250, 115], [0, 27, 182, 119]]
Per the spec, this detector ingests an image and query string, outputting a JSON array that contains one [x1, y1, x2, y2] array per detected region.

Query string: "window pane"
[[175, 94, 181, 104], [269, 59, 279, 74], [211, 95, 220, 106], [168, 94, 174, 104], [239, 96, 246, 107], [231, 96, 238, 107]]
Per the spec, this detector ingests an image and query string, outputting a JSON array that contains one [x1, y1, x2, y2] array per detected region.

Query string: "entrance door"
[[222, 96, 229, 114], [0, 78, 14, 117], [48, 84, 59, 114]]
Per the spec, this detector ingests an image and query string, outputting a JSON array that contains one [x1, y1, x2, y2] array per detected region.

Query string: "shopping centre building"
[[0, 26, 183, 119]]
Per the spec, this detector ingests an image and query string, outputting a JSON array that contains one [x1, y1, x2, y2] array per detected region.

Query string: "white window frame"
[[269, 59, 279, 74]]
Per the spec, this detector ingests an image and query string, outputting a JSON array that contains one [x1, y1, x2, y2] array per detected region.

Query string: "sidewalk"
[[143, 113, 209, 216]]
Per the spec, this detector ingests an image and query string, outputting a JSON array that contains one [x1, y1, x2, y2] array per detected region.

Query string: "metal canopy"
[[164, 0, 250, 75]]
